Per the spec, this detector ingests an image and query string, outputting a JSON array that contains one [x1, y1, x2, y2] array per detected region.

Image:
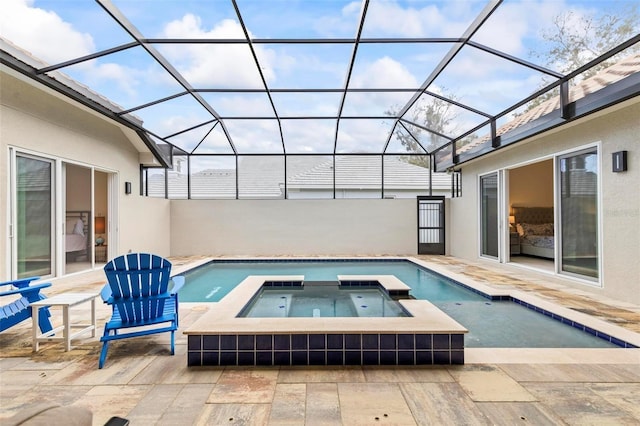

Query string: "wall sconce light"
[[125, 181, 132, 194], [612, 151, 627, 172]]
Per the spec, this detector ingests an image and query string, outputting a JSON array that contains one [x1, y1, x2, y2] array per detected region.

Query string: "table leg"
[[90, 297, 96, 338], [32, 306, 40, 352], [63, 305, 71, 351]]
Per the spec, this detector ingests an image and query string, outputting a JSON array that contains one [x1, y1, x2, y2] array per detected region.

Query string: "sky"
[[1, 0, 637, 164]]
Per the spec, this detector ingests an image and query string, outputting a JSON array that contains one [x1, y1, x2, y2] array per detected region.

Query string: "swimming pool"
[[180, 259, 634, 349]]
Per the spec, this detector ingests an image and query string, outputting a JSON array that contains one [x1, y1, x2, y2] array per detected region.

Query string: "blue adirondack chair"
[[98, 253, 185, 369], [1, 276, 53, 334]]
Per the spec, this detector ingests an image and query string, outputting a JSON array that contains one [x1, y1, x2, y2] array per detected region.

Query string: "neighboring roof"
[[451, 52, 640, 164], [150, 156, 449, 198]]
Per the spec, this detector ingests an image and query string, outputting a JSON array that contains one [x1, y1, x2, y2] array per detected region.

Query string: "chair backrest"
[[104, 253, 172, 323]]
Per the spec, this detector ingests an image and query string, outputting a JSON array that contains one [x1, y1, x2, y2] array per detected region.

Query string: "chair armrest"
[[170, 276, 185, 295], [100, 284, 113, 304], [0, 276, 41, 288], [0, 282, 51, 298]]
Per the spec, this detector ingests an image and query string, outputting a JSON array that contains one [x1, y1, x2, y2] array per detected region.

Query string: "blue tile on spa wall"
[[188, 352, 202, 366], [344, 351, 362, 365], [238, 335, 255, 350], [416, 351, 433, 364], [433, 334, 450, 350], [398, 351, 415, 365], [202, 335, 218, 350], [327, 351, 344, 365], [220, 351, 237, 365], [345, 334, 361, 349], [362, 334, 379, 349], [221, 335, 237, 350], [309, 334, 326, 350], [188, 335, 202, 350], [362, 351, 379, 365], [274, 351, 291, 365], [274, 335, 291, 350], [433, 351, 450, 364], [327, 334, 344, 349], [256, 335, 273, 350], [451, 351, 464, 365], [398, 334, 414, 349], [379, 351, 396, 365], [203, 351, 219, 366], [416, 334, 432, 349], [292, 351, 308, 365], [292, 334, 308, 350], [380, 334, 396, 349], [256, 351, 273, 366], [451, 334, 464, 350], [309, 351, 326, 365], [238, 352, 255, 366]]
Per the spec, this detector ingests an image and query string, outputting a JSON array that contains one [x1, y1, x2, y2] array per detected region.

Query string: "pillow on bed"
[[72, 219, 85, 236], [519, 222, 553, 237]]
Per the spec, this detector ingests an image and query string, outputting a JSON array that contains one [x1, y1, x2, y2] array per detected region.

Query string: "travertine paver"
[[362, 365, 454, 383], [475, 401, 562, 425], [305, 383, 342, 426], [207, 368, 279, 403], [338, 382, 417, 425], [268, 383, 306, 424], [196, 403, 271, 425], [447, 365, 536, 402], [400, 382, 489, 425], [525, 382, 640, 425], [157, 384, 216, 425]]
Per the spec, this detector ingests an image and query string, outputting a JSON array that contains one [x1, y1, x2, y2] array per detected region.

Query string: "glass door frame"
[[478, 170, 508, 261], [9, 149, 56, 279], [9, 147, 118, 279], [555, 144, 602, 285]]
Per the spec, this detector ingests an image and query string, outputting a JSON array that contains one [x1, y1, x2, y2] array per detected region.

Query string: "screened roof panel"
[[224, 119, 283, 153], [281, 119, 337, 154], [2, 0, 638, 168], [45, 45, 187, 111], [199, 92, 275, 118], [130, 93, 214, 140], [359, 1, 487, 38], [111, 0, 240, 38], [335, 118, 395, 153], [429, 45, 559, 116], [255, 43, 355, 90], [271, 92, 342, 117], [341, 91, 415, 117]]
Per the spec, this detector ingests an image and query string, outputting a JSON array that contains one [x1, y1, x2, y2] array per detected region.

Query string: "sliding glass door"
[[15, 154, 54, 278], [480, 172, 499, 258], [558, 149, 599, 279]]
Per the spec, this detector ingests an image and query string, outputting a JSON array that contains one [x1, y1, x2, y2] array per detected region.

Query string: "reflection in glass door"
[[16, 155, 54, 278], [559, 149, 599, 279], [480, 172, 499, 258]]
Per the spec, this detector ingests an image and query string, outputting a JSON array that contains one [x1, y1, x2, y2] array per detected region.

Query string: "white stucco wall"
[[450, 99, 640, 304], [1, 70, 170, 279], [170, 199, 417, 256]]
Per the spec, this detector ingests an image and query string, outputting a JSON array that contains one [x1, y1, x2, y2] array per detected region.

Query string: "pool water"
[[179, 260, 620, 348], [238, 285, 409, 318]]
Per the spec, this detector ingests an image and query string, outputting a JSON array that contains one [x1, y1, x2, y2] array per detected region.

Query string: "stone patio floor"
[[1, 255, 638, 425]]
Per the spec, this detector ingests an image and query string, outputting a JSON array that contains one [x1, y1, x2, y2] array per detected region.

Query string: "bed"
[[65, 211, 90, 261], [512, 206, 555, 259]]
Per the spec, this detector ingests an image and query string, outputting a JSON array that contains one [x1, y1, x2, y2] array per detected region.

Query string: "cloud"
[[158, 14, 279, 88], [1, 0, 94, 65]]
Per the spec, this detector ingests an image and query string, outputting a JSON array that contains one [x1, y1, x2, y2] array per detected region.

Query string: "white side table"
[[31, 292, 99, 352]]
